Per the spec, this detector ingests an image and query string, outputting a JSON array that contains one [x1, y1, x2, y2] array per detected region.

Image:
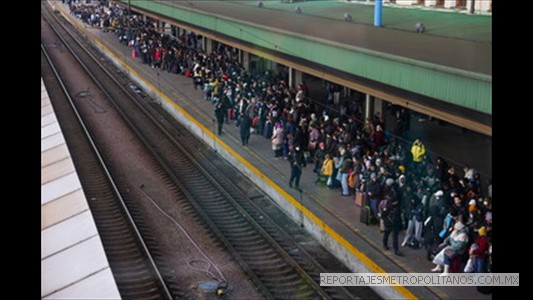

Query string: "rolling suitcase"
[[354, 190, 364, 207], [263, 120, 273, 139], [360, 204, 371, 225]]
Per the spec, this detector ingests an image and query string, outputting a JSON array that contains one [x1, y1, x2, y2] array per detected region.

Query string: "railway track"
[[42, 2, 377, 299], [41, 33, 175, 300]]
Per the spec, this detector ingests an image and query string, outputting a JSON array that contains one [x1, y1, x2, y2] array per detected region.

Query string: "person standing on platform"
[[382, 196, 402, 256], [214, 99, 226, 135], [319, 153, 334, 187], [239, 112, 252, 146], [401, 196, 424, 248], [271, 123, 284, 159], [365, 173, 382, 222], [339, 146, 353, 197], [288, 146, 306, 191]]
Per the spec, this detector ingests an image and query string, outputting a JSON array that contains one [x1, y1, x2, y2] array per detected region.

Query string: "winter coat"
[[271, 127, 284, 150], [411, 143, 426, 162], [444, 227, 469, 255], [470, 236, 489, 258], [321, 158, 334, 177]]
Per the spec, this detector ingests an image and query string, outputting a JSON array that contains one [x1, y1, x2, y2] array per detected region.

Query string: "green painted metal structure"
[[117, 0, 491, 115]]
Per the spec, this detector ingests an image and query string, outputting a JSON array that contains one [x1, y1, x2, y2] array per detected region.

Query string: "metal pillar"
[[288, 67, 301, 88], [204, 37, 213, 54], [365, 94, 373, 120], [241, 51, 250, 71], [373, 97, 383, 119], [468, 0, 475, 13], [288, 67, 294, 87], [374, 0, 383, 27], [343, 87, 352, 98]]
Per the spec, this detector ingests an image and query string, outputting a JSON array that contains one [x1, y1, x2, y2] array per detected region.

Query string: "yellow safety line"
[[56, 4, 417, 298]]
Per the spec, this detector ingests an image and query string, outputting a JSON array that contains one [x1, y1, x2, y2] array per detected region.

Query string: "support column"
[[288, 67, 302, 88], [373, 97, 383, 119], [482, 0, 492, 12], [374, 0, 383, 27], [289, 67, 294, 88], [294, 69, 302, 88], [467, 0, 475, 13], [203, 37, 213, 54], [241, 51, 250, 71], [269, 61, 277, 73], [365, 94, 374, 121], [343, 87, 352, 98]]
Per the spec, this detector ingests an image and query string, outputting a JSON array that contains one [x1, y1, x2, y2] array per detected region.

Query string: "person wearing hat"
[[470, 226, 489, 273], [431, 221, 469, 275], [423, 190, 447, 261]]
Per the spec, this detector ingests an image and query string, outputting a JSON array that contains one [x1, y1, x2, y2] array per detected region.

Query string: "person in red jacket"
[[470, 226, 489, 273]]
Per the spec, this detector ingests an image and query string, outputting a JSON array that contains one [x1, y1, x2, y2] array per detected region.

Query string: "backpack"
[[348, 172, 357, 188]]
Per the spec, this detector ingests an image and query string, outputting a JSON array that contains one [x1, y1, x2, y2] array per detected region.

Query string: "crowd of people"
[[70, 1, 493, 278]]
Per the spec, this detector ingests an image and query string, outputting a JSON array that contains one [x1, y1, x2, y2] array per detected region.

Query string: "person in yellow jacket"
[[411, 139, 426, 175], [319, 154, 334, 188], [411, 139, 426, 163]]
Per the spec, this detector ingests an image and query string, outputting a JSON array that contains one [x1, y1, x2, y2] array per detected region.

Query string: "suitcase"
[[354, 190, 364, 207], [263, 120, 273, 139], [360, 205, 371, 225]]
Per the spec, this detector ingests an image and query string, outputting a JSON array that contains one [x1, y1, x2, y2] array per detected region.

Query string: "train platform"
[[41, 78, 121, 299], [53, 2, 491, 299]]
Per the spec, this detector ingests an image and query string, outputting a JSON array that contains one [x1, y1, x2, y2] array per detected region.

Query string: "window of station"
[[455, 0, 467, 9]]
